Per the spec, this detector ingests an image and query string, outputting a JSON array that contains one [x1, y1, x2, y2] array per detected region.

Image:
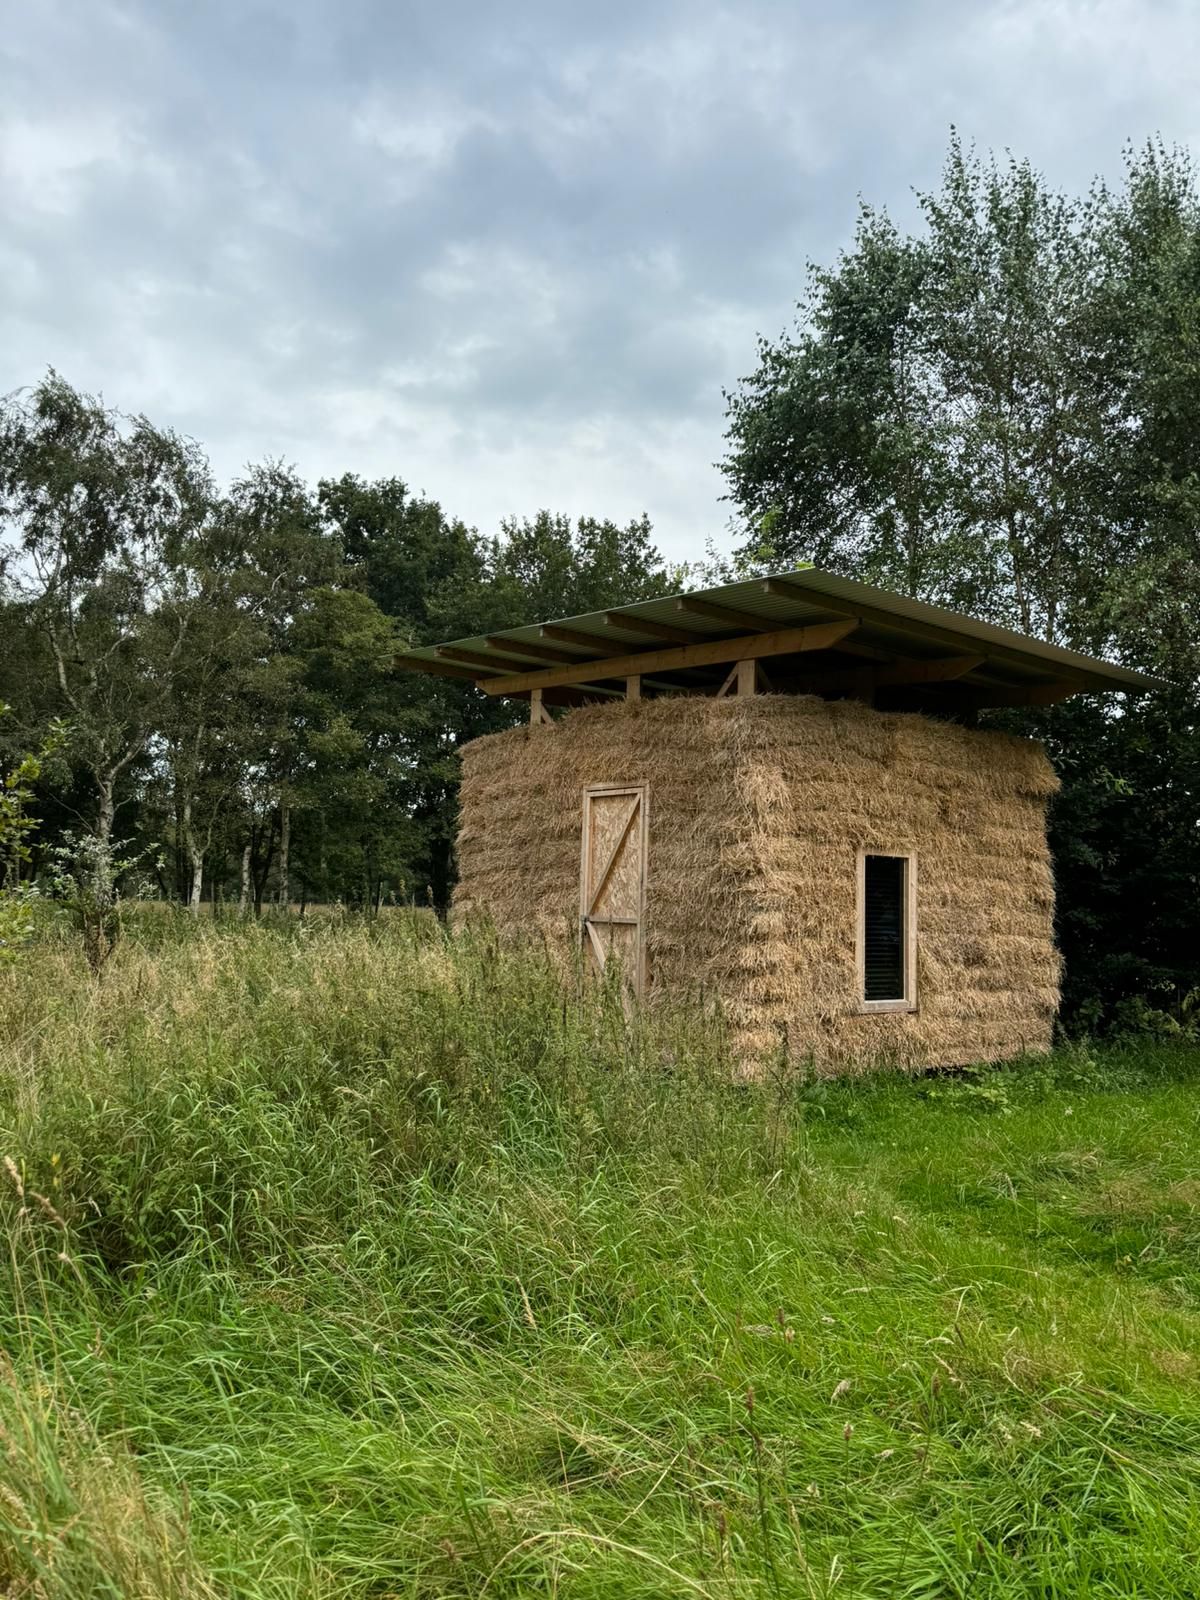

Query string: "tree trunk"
[[429, 831, 452, 915], [239, 844, 252, 916], [277, 797, 290, 912], [251, 818, 277, 918], [96, 773, 115, 846], [181, 798, 204, 914]]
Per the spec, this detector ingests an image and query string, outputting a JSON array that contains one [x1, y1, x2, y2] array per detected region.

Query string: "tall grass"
[[0, 912, 1198, 1596]]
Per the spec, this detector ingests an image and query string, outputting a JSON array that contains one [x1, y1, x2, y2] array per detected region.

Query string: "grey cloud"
[[3, 0, 1200, 558]]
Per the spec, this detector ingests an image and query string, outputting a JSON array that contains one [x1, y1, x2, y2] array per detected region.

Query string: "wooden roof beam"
[[483, 635, 581, 664], [478, 619, 859, 696], [792, 654, 985, 699], [542, 682, 623, 703], [540, 624, 613, 653], [677, 595, 771, 631], [762, 577, 1089, 689], [436, 646, 518, 673], [395, 654, 490, 682], [602, 611, 699, 645], [879, 654, 985, 687], [943, 680, 1080, 710]]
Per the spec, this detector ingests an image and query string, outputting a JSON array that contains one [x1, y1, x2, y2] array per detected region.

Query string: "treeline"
[[0, 375, 679, 912], [3, 133, 1199, 1029], [723, 136, 1200, 1028]]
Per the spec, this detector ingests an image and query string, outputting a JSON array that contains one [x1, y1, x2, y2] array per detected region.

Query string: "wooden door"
[[580, 785, 648, 998]]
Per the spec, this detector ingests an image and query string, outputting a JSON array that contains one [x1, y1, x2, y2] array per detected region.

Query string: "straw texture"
[[454, 695, 1061, 1072]]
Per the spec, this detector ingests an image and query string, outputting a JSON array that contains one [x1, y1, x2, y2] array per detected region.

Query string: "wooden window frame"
[[855, 849, 918, 1014], [579, 783, 649, 1000]]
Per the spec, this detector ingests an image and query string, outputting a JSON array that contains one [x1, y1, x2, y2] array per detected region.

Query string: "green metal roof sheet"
[[397, 564, 1160, 696]]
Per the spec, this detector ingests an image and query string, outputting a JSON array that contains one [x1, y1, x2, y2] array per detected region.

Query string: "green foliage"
[[0, 372, 215, 844], [723, 135, 1200, 1026], [43, 831, 159, 974], [1, 918, 1199, 1596], [0, 704, 64, 962], [0, 383, 675, 915]]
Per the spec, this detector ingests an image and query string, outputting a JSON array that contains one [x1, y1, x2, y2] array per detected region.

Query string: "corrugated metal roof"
[[397, 563, 1160, 697]]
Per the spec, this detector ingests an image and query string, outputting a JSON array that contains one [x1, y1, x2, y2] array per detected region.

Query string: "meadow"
[[0, 913, 1197, 1598]]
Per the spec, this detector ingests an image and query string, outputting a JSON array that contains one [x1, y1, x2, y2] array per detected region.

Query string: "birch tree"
[[0, 374, 213, 843]]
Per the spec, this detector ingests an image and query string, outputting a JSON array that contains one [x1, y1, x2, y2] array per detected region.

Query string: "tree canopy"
[[723, 135, 1200, 1027], [0, 375, 677, 914], [2, 134, 1198, 1030]]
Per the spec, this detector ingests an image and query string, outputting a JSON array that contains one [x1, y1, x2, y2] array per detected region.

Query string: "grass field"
[[0, 914, 1198, 1597]]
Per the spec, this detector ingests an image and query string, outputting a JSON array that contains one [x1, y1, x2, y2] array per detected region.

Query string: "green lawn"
[[0, 916, 1197, 1597]]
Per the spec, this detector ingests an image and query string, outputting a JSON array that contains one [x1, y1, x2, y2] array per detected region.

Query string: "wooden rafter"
[[603, 611, 698, 644], [794, 654, 986, 697], [477, 620, 859, 696], [940, 681, 1079, 710], [762, 578, 1089, 689], [437, 646, 518, 672], [540, 624, 612, 653], [395, 654, 491, 682], [879, 654, 984, 686], [677, 595, 770, 631], [485, 635, 581, 665]]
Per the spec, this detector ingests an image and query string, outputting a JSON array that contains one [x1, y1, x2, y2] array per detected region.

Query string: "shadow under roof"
[[396, 564, 1159, 712]]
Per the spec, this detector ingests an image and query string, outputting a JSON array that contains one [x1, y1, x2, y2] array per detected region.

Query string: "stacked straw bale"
[[454, 695, 1061, 1072]]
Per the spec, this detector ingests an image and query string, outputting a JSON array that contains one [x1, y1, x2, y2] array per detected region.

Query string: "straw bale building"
[[399, 568, 1154, 1072]]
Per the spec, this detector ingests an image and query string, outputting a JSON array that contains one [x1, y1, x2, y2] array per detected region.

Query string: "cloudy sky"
[[3, 1, 1198, 561]]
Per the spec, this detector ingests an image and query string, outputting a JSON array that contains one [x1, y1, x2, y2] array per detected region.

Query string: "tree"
[[220, 463, 343, 912], [477, 511, 682, 625], [0, 704, 63, 962], [318, 474, 493, 909], [722, 135, 1200, 1027], [1, 382, 681, 918], [0, 374, 213, 844]]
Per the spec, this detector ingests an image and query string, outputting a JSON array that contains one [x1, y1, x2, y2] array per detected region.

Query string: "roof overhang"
[[396, 565, 1161, 712]]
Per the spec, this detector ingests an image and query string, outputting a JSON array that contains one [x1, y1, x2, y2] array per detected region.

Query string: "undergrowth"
[[0, 911, 1197, 1596]]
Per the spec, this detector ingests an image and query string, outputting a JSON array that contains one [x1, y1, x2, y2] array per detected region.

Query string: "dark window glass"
[[864, 855, 906, 1001]]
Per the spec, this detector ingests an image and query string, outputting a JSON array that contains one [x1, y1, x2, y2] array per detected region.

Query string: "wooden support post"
[[625, 675, 641, 700], [717, 659, 760, 697], [530, 688, 553, 725]]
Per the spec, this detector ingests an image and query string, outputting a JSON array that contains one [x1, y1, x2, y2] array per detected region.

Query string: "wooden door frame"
[[579, 783, 649, 999]]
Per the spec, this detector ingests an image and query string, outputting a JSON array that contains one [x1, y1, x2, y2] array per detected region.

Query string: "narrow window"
[[858, 853, 916, 1011]]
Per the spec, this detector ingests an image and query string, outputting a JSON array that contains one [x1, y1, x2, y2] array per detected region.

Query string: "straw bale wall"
[[454, 695, 1060, 1072]]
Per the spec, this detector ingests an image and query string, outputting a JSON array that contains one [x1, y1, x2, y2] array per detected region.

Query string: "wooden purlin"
[[484, 635, 583, 664], [603, 611, 698, 644], [436, 646, 516, 672], [792, 654, 987, 698], [540, 624, 613, 653], [942, 681, 1079, 710], [761, 577, 1091, 688], [676, 594, 771, 631], [394, 654, 491, 682], [476, 619, 860, 696]]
